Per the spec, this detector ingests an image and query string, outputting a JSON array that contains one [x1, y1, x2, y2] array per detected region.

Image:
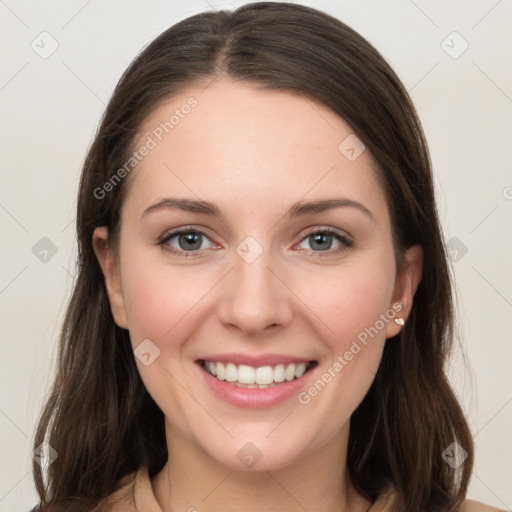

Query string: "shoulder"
[[461, 499, 507, 512], [29, 469, 145, 512], [370, 487, 507, 512]]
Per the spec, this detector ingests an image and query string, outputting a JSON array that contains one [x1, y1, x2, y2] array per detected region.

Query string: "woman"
[[30, 2, 503, 511]]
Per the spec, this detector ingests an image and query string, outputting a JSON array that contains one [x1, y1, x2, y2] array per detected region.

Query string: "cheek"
[[299, 261, 395, 347], [122, 263, 208, 345], [119, 257, 212, 420], [292, 265, 395, 427]]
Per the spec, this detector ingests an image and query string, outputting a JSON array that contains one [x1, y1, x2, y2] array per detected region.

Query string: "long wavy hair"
[[31, 2, 473, 511]]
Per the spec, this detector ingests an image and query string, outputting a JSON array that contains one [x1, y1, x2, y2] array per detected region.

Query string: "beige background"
[[0, 0, 511, 510]]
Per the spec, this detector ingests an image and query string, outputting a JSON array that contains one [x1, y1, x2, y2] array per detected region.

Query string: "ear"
[[385, 244, 423, 339], [92, 226, 129, 329]]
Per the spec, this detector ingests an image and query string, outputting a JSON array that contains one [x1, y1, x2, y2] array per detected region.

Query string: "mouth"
[[198, 359, 319, 389]]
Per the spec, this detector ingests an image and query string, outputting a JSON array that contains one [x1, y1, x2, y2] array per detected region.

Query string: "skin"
[[93, 77, 427, 512]]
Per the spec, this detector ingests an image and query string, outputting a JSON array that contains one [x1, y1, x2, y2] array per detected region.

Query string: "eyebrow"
[[141, 197, 376, 223]]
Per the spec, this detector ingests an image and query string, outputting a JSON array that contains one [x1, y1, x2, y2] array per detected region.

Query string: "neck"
[[152, 421, 371, 512]]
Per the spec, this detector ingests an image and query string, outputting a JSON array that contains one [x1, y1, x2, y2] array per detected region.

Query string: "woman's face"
[[94, 78, 422, 471]]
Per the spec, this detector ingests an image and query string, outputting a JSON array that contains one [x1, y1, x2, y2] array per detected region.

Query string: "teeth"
[[272, 364, 284, 382], [295, 363, 308, 378], [225, 363, 237, 382], [238, 364, 256, 384], [216, 362, 225, 380], [285, 364, 296, 381], [203, 360, 312, 386], [255, 365, 273, 385]]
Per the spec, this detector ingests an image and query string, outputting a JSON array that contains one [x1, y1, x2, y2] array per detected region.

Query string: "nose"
[[217, 246, 293, 337]]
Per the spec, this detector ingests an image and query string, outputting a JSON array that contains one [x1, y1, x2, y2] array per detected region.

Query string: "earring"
[[394, 318, 405, 325]]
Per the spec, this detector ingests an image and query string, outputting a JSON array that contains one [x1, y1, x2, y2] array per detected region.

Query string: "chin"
[[200, 431, 312, 472]]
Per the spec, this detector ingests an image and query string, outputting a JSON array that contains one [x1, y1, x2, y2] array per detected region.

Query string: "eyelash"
[[156, 226, 354, 259]]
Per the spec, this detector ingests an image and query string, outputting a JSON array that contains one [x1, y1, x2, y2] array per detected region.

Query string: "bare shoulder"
[[461, 499, 507, 512]]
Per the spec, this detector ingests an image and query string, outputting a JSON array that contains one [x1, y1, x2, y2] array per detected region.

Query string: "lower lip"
[[196, 361, 317, 408]]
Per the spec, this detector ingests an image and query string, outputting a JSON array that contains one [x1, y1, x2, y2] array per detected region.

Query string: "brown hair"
[[31, 2, 473, 511]]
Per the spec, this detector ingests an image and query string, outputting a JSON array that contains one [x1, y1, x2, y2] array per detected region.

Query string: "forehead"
[[125, 78, 389, 224]]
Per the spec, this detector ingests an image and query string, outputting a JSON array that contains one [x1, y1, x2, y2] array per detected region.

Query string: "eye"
[[156, 226, 353, 259], [157, 227, 215, 257], [296, 227, 353, 255]]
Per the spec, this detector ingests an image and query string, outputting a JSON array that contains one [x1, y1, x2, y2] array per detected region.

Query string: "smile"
[[200, 360, 317, 389]]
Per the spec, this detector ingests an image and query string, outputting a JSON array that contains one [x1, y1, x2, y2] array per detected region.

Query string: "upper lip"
[[197, 353, 316, 367]]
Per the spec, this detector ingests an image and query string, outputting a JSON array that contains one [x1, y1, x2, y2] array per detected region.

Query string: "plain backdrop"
[[1, 0, 511, 510]]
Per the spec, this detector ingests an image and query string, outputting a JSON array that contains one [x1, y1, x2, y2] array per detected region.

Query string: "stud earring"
[[394, 318, 405, 325]]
